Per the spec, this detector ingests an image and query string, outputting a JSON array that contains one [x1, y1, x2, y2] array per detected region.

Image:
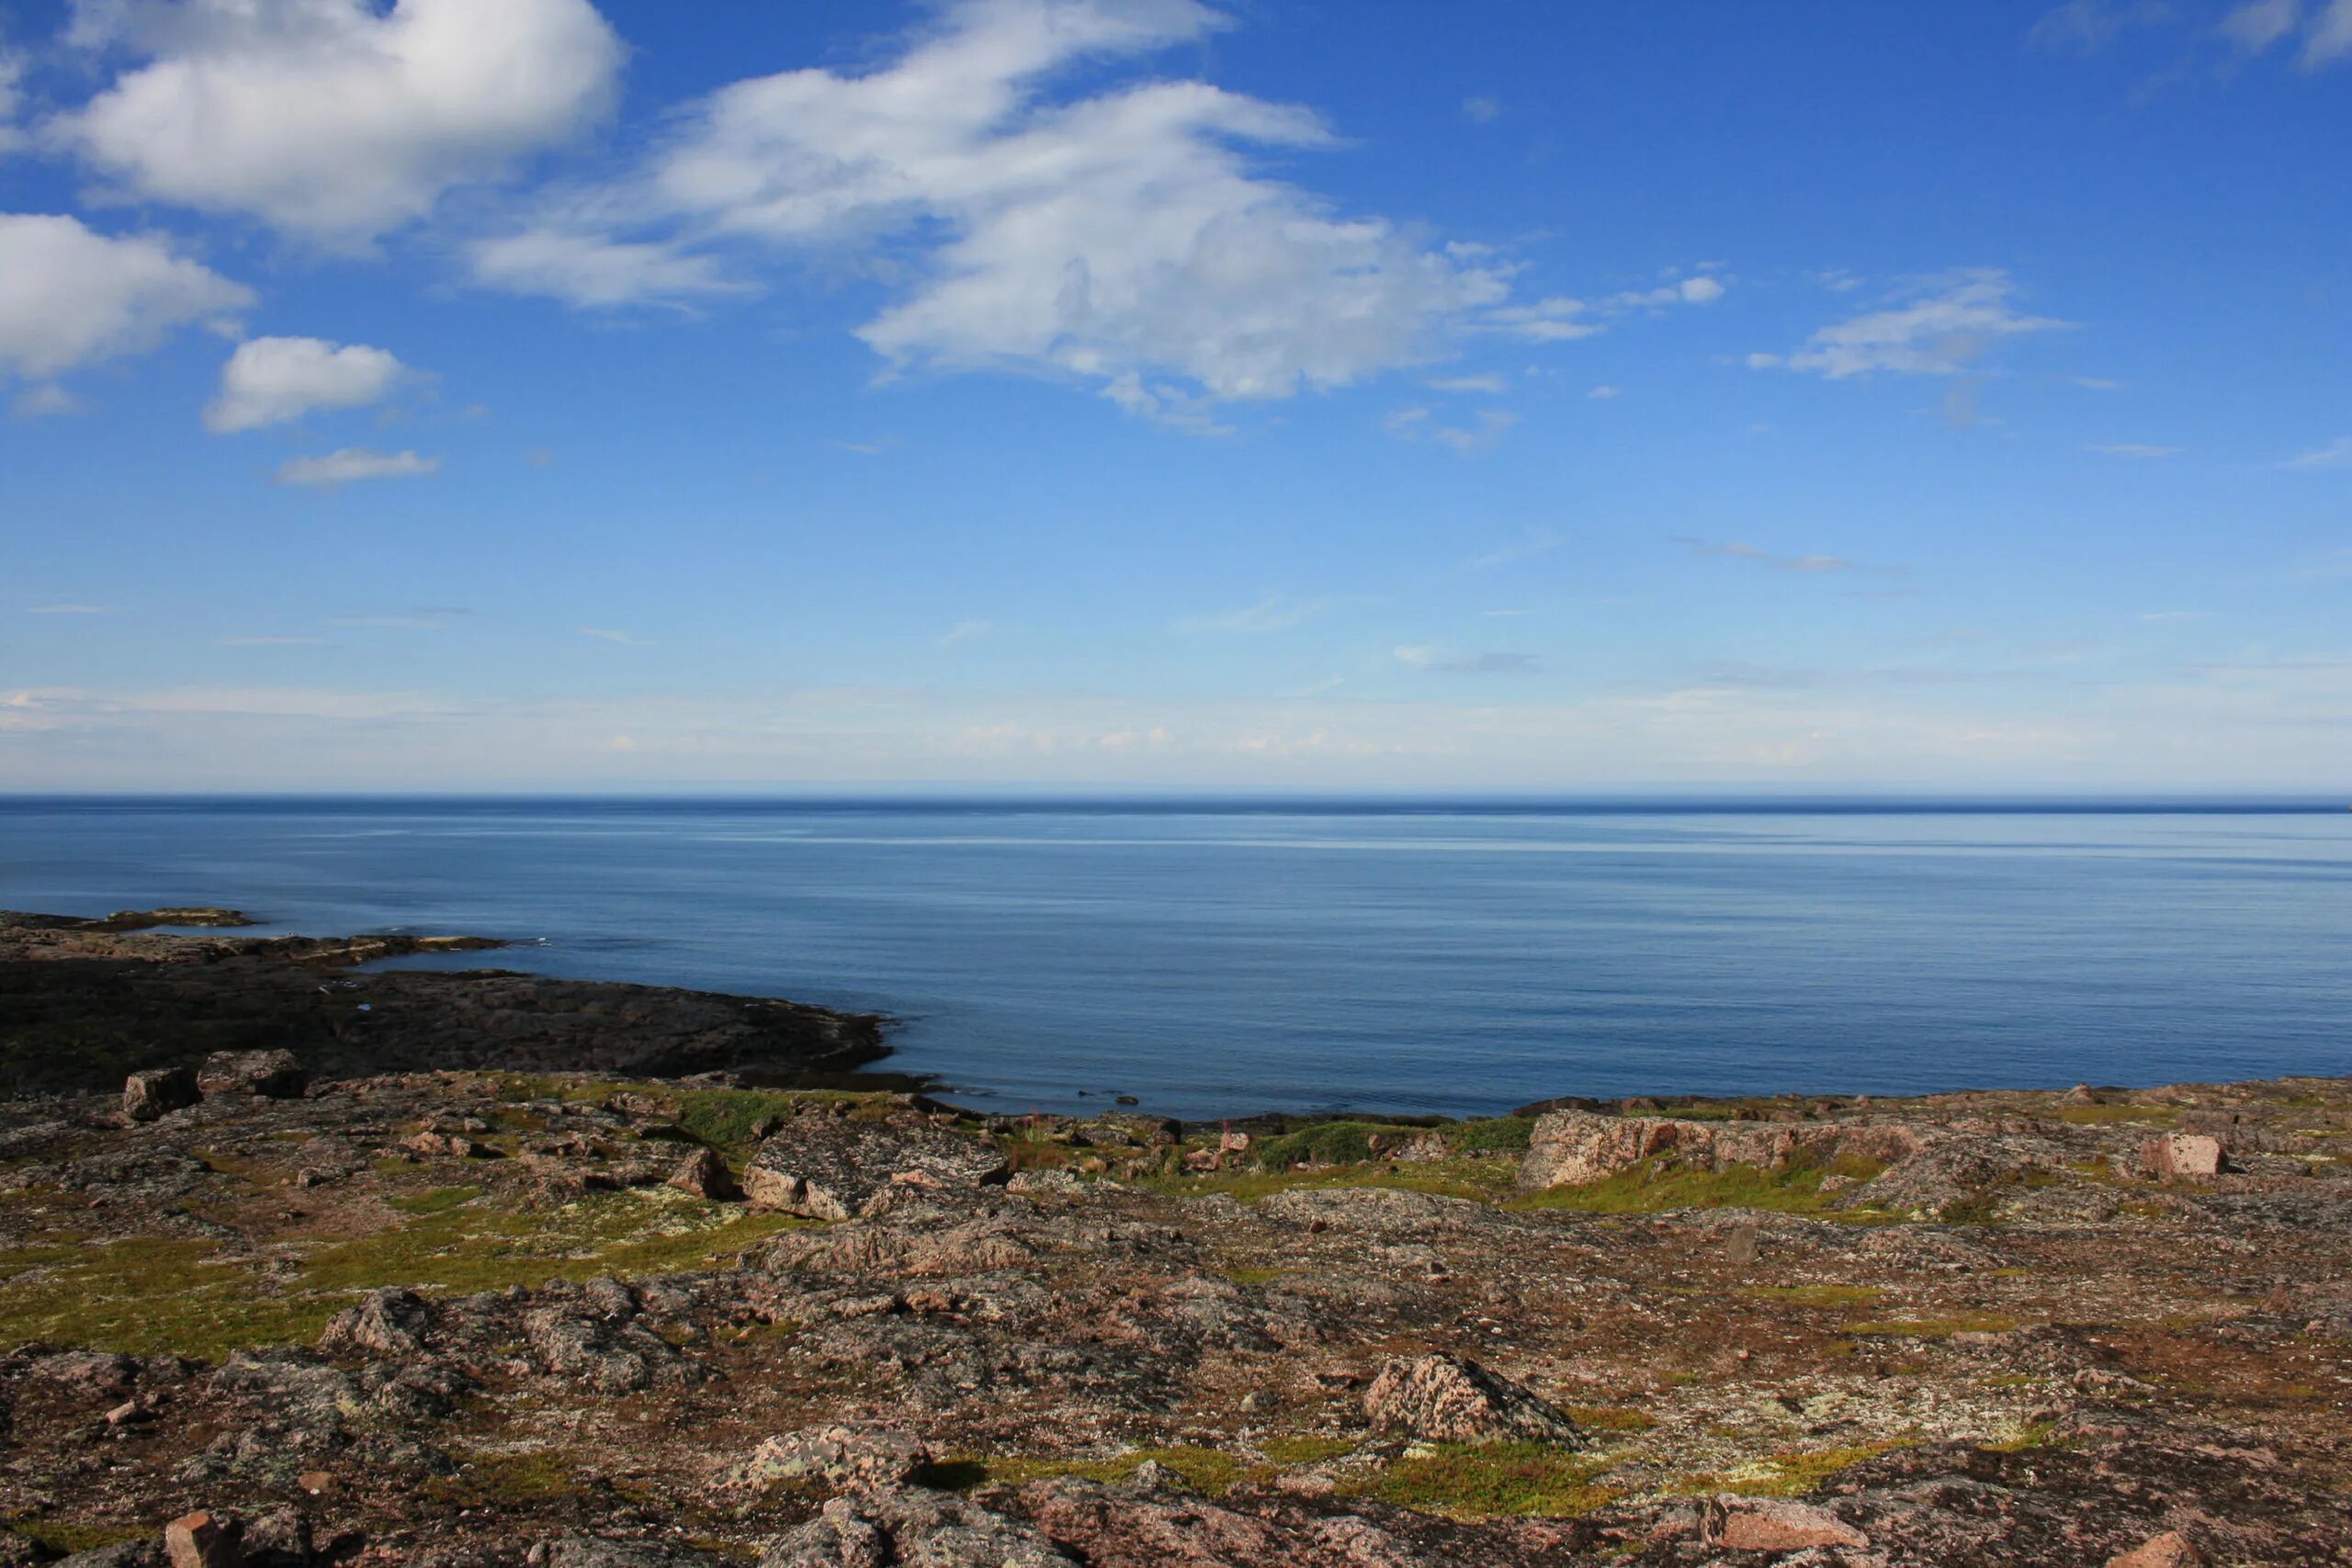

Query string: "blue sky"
[[1, 0, 2347, 791]]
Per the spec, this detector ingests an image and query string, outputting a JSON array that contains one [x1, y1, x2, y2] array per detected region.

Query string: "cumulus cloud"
[[0, 213, 250, 378], [471, 0, 1514, 413], [1746, 268, 2066, 378], [55, 0, 623, 245], [274, 447, 439, 487], [205, 336, 411, 433]]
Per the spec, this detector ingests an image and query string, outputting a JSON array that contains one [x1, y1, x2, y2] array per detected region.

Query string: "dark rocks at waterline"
[[2, 908, 890, 1093]]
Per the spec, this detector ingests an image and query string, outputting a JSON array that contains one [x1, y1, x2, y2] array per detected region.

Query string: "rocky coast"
[[0, 910, 2347, 1565]]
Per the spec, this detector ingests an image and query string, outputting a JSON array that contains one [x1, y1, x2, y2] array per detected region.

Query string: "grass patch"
[[424, 1447, 593, 1508], [1452, 1117, 1537, 1154], [1139, 1155, 1519, 1205], [1221, 1266, 1287, 1286], [1354, 1441, 1616, 1518], [1513, 1152, 1888, 1218], [387, 1183, 482, 1215]]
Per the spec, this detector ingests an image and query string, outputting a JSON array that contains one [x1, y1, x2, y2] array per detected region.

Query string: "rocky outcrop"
[[1363, 1354, 1582, 1446], [727, 1423, 933, 1492], [123, 1066, 201, 1122], [742, 1115, 1009, 1220], [2142, 1133, 2226, 1180], [758, 1485, 1075, 1568], [198, 1048, 308, 1099], [1516, 1107, 1928, 1191]]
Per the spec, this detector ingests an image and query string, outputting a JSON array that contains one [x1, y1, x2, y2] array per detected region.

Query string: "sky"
[[1, 0, 2348, 793]]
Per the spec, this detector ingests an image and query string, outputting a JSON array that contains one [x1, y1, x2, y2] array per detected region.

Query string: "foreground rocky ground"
[[2, 914, 2348, 1564]]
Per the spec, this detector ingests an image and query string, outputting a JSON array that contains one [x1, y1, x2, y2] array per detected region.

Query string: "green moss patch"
[[1353, 1441, 1616, 1518], [1513, 1153, 1889, 1218]]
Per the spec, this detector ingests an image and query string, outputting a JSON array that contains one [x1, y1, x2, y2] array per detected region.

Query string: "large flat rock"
[[742, 1114, 1010, 1221]]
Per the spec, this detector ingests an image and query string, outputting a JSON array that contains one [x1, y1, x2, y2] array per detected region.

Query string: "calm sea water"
[[3, 797, 2346, 1119]]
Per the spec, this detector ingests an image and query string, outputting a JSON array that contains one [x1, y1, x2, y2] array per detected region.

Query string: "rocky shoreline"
[[0, 911, 2347, 1565]]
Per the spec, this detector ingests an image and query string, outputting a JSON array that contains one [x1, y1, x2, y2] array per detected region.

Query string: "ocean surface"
[[3, 797, 2347, 1119]]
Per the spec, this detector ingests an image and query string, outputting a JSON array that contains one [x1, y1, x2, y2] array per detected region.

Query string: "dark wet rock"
[[123, 1066, 201, 1122], [743, 1116, 1010, 1221], [1363, 1354, 1582, 1446], [198, 1048, 307, 1099]]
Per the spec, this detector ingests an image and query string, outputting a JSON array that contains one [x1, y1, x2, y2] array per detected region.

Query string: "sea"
[[3, 796, 2346, 1120]]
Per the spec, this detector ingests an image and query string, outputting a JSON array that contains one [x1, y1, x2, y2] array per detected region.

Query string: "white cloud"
[[941, 619, 998, 644], [1461, 95, 1500, 124], [1425, 373, 1507, 393], [28, 603, 110, 615], [2030, 0, 2172, 52], [1430, 410, 1519, 455], [2221, 0, 2304, 52], [1747, 268, 2067, 378], [1467, 528, 1562, 571], [469, 228, 745, 309], [2089, 443, 2179, 457], [1482, 296, 1599, 343], [0, 213, 250, 378], [2308, 0, 2352, 63], [10, 384, 84, 419], [1587, 384, 1620, 400], [205, 335, 410, 433], [2220, 0, 2352, 62], [0, 44, 25, 155], [1393, 644, 1538, 675], [2288, 434, 2352, 468], [581, 626, 652, 646], [472, 0, 1511, 414], [218, 635, 328, 646], [56, 0, 623, 245], [274, 447, 439, 487]]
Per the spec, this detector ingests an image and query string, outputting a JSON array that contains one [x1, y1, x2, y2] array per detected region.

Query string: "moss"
[[1739, 1284, 1889, 1309], [1512, 1153, 1889, 1218], [1707, 1440, 1905, 1497], [1252, 1122, 1387, 1170], [388, 1183, 483, 1215], [1452, 1117, 1537, 1154], [3, 1519, 153, 1555], [0, 1188, 805, 1360], [1565, 1405, 1657, 1433], [2044, 1103, 2179, 1127], [1258, 1435, 1359, 1465], [1842, 1313, 2018, 1339], [945, 1445, 1243, 1495], [424, 1447, 594, 1508], [1139, 1155, 1518, 1205], [1980, 1419, 2059, 1453], [1221, 1266, 1287, 1286], [1354, 1441, 1616, 1518]]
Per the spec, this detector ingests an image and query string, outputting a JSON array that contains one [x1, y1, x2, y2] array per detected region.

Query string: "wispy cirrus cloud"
[[2089, 443, 2180, 458], [1177, 593, 1327, 634], [2286, 434, 2352, 468], [1747, 268, 2066, 378], [1674, 536, 1861, 573], [1394, 644, 1540, 674], [580, 626, 653, 646], [275, 448, 440, 488], [28, 603, 111, 615]]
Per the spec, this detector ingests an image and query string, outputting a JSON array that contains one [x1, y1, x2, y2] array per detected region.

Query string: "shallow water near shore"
[[4, 795, 2348, 1119]]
